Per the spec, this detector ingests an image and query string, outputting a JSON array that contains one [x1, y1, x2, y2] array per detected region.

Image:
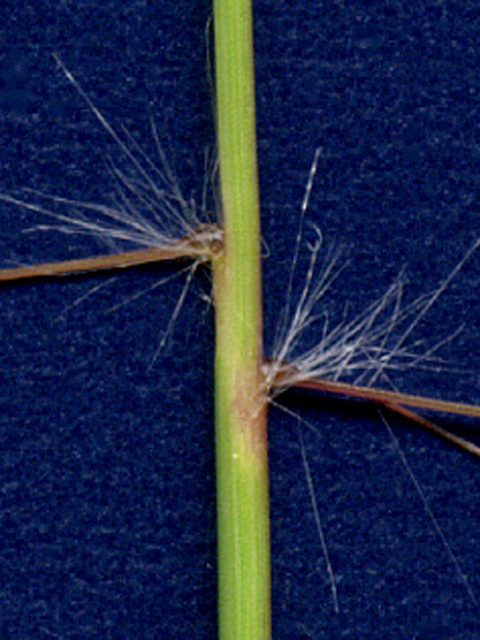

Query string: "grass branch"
[[212, 0, 271, 637]]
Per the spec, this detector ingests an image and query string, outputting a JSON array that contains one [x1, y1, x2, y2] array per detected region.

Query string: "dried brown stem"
[[284, 376, 480, 419], [271, 371, 480, 458], [0, 224, 223, 283]]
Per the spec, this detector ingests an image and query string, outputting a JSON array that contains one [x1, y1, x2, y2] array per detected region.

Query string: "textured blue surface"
[[1, 1, 480, 638]]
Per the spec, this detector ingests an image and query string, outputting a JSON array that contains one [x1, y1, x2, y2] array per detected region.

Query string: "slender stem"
[[0, 247, 192, 283], [212, 0, 271, 638], [0, 225, 222, 283], [289, 376, 480, 418]]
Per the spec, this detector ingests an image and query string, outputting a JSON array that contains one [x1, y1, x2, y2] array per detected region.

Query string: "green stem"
[[212, 0, 271, 638]]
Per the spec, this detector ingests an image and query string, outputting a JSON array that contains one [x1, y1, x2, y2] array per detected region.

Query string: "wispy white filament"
[[0, 56, 220, 260], [266, 149, 480, 395]]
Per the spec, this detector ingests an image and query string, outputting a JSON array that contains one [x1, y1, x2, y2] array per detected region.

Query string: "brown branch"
[[380, 402, 480, 458], [0, 224, 223, 283], [273, 372, 480, 458], [288, 376, 480, 419], [0, 246, 191, 283]]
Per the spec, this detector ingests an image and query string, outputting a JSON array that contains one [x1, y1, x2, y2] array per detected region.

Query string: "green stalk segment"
[[212, 0, 271, 638]]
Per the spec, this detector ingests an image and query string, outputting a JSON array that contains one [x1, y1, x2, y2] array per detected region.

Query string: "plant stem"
[[212, 0, 270, 638]]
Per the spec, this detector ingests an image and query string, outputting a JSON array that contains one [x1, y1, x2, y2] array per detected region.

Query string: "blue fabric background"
[[1, 1, 480, 637]]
